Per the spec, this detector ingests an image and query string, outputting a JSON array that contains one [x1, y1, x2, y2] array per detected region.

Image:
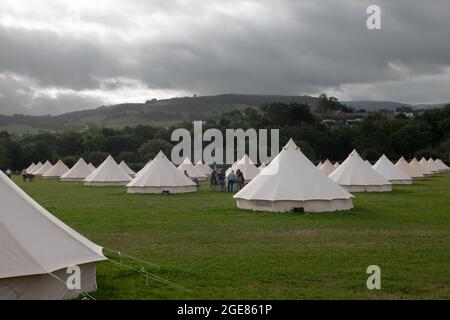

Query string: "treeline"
[[1, 103, 450, 171]]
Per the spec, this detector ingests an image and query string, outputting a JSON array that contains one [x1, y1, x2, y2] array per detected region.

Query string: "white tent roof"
[[61, 158, 93, 180], [334, 162, 340, 169], [30, 162, 43, 174], [128, 151, 196, 188], [319, 159, 336, 176], [26, 163, 36, 173], [258, 163, 267, 170], [34, 161, 53, 175], [177, 158, 206, 179], [42, 160, 70, 178], [410, 158, 432, 175], [435, 159, 450, 171], [195, 160, 213, 175], [231, 154, 260, 181], [88, 163, 96, 171], [373, 155, 412, 182], [135, 160, 152, 178], [317, 161, 323, 168], [427, 158, 441, 172], [84, 155, 132, 183], [419, 157, 436, 172], [225, 161, 238, 176], [0, 171, 105, 279], [119, 160, 136, 176], [234, 139, 352, 201], [395, 157, 424, 178], [329, 150, 391, 187]]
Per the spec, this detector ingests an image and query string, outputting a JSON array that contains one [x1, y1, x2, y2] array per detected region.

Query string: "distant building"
[[394, 105, 414, 118]]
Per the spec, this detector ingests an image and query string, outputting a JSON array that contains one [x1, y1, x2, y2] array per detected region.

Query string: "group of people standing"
[[210, 168, 245, 192]]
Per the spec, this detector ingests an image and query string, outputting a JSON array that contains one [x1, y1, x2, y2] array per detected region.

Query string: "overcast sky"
[[1, 0, 449, 115]]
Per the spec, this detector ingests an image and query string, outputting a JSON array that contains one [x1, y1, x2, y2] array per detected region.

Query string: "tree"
[[138, 139, 173, 160]]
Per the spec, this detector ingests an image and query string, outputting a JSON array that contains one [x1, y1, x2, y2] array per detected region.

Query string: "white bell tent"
[[127, 151, 197, 194], [230, 154, 260, 182], [29, 162, 43, 175], [34, 161, 53, 176], [410, 158, 432, 176], [119, 160, 136, 177], [177, 158, 207, 181], [319, 159, 336, 176], [372, 155, 412, 184], [61, 158, 94, 181], [395, 157, 424, 179], [26, 163, 36, 174], [195, 160, 213, 176], [84, 155, 132, 186], [0, 170, 106, 300], [42, 160, 70, 179], [329, 150, 391, 192], [234, 139, 353, 213], [88, 163, 96, 171], [427, 158, 442, 172], [435, 159, 450, 171]]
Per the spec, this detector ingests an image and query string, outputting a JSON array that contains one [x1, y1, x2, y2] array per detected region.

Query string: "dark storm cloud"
[[0, 0, 450, 115]]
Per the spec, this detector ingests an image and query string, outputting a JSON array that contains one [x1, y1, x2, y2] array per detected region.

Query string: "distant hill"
[[0, 94, 445, 135], [0, 94, 318, 134]]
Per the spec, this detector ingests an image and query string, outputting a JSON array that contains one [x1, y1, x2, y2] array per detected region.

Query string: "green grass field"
[[14, 174, 450, 300]]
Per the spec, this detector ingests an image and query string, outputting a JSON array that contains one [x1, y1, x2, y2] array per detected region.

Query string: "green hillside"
[[0, 94, 318, 134]]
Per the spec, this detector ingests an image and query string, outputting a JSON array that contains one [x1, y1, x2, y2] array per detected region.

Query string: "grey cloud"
[[1, 0, 450, 115]]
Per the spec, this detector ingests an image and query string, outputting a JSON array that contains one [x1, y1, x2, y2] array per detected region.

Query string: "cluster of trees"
[[1, 103, 449, 171]]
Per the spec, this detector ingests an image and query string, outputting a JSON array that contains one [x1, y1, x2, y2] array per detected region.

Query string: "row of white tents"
[[233, 140, 449, 212], [24, 144, 450, 208]]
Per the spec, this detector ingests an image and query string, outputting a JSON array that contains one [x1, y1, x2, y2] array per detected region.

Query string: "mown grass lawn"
[[14, 173, 450, 299]]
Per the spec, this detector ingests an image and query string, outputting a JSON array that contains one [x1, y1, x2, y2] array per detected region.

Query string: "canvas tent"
[[119, 161, 136, 177], [34, 161, 53, 176], [372, 155, 412, 184], [329, 150, 391, 192], [177, 158, 207, 181], [319, 159, 336, 176], [259, 163, 267, 170], [127, 151, 197, 194], [88, 163, 96, 171], [225, 161, 238, 177], [0, 170, 106, 300], [195, 160, 213, 176], [427, 158, 441, 172], [135, 160, 152, 178], [420, 157, 437, 173], [395, 157, 424, 179], [317, 161, 323, 168], [42, 160, 70, 179], [410, 158, 432, 176], [234, 139, 353, 213], [84, 155, 132, 186], [61, 158, 94, 181], [26, 163, 36, 174], [435, 159, 450, 171], [29, 162, 43, 175], [334, 162, 340, 169], [230, 154, 260, 182]]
